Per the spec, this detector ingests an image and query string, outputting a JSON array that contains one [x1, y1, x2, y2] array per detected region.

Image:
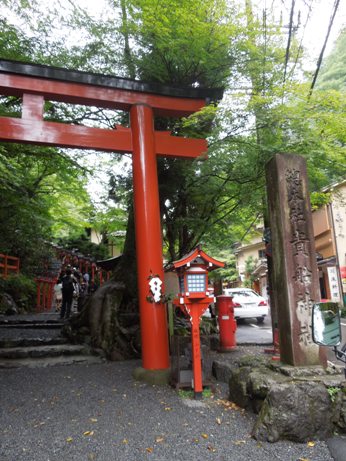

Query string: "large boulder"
[[215, 353, 346, 442], [252, 381, 336, 442]]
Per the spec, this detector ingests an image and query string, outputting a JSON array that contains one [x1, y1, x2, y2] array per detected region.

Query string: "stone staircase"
[[0, 313, 105, 368]]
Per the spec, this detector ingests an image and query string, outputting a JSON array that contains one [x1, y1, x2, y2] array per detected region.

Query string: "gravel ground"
[[0, 360, 334, 461]]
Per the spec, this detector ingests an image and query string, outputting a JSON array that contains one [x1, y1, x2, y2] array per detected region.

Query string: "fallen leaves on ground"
[[66, 437, 73, 443], [33, 422, 45, 428], [216, 399, 242, 411], [83, 431, 94, 436], [233, 440, 246, 445], [122, 439, 128, 444], [155, 436, 164, 443], [216, 417, 222, 425], [164, 407, 172, 411], [89, 418, 98, 423], [207, 444, 217, 452], [307, 441, 315, 447], [146, 447, 153, 453], [201, 433, 209, 439]]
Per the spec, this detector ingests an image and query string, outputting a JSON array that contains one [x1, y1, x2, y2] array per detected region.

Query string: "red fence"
[[0, 254, 20, 278], [35, 277, 56, 312]]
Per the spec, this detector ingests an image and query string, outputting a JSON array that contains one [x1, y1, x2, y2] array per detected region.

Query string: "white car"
[[223, 288, 269, 324]]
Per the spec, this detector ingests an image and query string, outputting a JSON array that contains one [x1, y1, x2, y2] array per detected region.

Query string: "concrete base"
[[133, 366, 171, 385]]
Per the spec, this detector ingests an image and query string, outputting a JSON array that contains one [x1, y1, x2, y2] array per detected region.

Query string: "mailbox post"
[[170, 245, 224, 398], [217, 295, 237, 351]]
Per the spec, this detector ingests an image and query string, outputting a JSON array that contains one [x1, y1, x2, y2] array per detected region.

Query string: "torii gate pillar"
[[131, 104, 169, 370]]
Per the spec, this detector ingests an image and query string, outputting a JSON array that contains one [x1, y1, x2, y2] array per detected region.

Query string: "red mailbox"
[[217, 295, 237, 351], [169, 245, 224, 398]]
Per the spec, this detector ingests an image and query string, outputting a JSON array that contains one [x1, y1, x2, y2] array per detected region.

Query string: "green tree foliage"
[[317, 28, 346, 92], [209, 250, 238, 284], [0, 142, 93, 272], [123, 0, 238, 86], [56, 234, 109, 261], [0, 5, 102, 273]]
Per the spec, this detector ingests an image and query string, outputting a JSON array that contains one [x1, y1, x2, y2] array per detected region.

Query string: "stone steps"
[[0, 323, 63, 329], [0, 343, 91, 359], [0, 336, 68, 348], [0, 318, 63, 328], [0, 314, 105, 369], [0, 354, 104, 369]]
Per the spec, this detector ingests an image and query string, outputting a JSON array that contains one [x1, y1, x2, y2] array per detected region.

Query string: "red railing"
[[58, 250, 111, 286], [35, 277, 56, 312], [0, 254, 20, 278]]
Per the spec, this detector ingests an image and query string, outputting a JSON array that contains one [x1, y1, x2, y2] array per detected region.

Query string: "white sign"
[[327, 266, 342, 303], [149, 276, 163, 303]]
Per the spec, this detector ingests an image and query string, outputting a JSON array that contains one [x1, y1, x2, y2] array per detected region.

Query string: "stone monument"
[[266, 153, 326, 366]]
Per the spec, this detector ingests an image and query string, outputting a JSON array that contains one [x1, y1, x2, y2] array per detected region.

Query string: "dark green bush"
[[1, 274, 36, 312]]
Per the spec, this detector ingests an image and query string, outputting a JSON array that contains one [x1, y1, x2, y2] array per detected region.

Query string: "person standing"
[[60, 268, 76, 319], [53, 282, 62, 312]]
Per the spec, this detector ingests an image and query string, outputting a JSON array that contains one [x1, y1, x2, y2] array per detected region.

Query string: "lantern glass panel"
[[187, 273, 206, 292]]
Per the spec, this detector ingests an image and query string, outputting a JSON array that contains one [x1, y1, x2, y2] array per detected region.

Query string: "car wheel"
[[256, 316, 265, 324]]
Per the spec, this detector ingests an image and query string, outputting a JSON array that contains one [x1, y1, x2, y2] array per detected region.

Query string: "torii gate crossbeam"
[[0, 59, 223, 373]]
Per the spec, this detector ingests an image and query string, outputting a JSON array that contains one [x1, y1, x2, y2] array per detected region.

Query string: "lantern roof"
[[169, 245, 225, 272]]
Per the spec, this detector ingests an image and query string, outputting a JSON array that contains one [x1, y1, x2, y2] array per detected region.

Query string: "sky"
[[290, 0, 345, 63]]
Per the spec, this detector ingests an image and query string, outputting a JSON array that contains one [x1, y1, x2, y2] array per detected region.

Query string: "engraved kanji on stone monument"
[[266, 154, 326, 366]]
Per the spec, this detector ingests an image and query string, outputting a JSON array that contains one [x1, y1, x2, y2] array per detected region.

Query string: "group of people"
[[54, 266, 91, 319]]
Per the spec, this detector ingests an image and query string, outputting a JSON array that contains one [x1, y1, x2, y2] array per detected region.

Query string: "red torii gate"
[[0, 59, 223, 373]]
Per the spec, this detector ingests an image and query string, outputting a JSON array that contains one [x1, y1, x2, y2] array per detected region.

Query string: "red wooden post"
[[36, 279, 42, 312], [190, 307, 204, 396], [130, 104, 170, 370], [91, 264, 95, 283], [43, 280, 48, 310], [47, 280, 54, 311]]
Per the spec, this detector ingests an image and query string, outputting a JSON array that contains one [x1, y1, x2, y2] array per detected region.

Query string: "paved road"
[[236, 315, 346, 365], [236, 315, 273, 346]]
